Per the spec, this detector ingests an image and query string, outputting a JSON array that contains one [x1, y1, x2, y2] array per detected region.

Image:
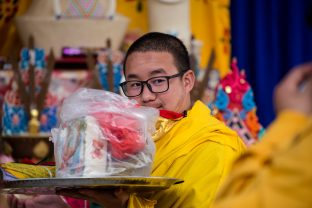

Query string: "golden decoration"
[[33, 141, 49, 160], [28, 108, 40, 134]]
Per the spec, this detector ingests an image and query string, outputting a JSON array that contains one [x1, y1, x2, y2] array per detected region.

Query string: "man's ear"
[[183, 70, 196, 92]]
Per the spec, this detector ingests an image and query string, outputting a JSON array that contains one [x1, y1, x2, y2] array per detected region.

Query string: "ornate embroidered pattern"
[[64, 0, 104, 17], [211, 59, 265, 146]]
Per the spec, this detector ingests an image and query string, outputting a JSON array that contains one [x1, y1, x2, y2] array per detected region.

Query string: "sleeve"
[[256, 110, 309, 149], [212, 110, 312, 208]]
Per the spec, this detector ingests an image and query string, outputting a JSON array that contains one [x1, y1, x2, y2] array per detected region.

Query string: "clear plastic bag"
[[51, 88, 158, 178]]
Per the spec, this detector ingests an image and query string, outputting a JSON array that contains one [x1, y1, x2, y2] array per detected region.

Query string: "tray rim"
[[0, 176, 184, 194]]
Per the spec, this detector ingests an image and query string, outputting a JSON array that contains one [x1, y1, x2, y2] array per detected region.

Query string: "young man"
[[73, 32, 245, 207], [7, 32, 245, 208]]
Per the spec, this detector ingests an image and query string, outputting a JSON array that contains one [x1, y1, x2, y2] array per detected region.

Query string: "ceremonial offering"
[[51, 88, 159, 178], [1, 176, 183, 195]]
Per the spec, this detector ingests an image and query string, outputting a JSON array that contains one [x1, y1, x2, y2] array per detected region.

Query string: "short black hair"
[[123, 32, 190, 74]]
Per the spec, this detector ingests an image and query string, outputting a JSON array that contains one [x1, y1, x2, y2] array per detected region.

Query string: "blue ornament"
[[98, 63, 109, 90], [34, 48, 46, 69], [242, 88, 256, 111], [20, 48, 30, 61], [215, 87, 229, 110], [113, 64, 122, 93], [97, 63, 122, 93], [40, 106, 58, 132], [19, 48, 46, 70], [239, 109, 247, 120], [2, 103, 28, 135], [207, 103, 215, 115], [223, 109, 233, 120]]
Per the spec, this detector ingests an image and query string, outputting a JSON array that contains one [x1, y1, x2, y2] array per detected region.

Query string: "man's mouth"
[[143, 104, 162, 109]]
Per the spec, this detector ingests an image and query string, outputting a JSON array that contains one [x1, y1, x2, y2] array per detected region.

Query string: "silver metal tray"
[[0, 177, 184, 195]]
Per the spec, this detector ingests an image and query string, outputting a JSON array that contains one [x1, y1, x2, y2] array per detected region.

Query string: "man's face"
[[124, 51, 195, 113]]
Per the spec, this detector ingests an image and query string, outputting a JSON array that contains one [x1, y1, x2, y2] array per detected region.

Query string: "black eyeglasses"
[[120, 70, 188, 97]]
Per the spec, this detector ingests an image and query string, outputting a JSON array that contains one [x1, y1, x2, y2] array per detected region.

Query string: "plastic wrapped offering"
[[51, 88, 158, 178]]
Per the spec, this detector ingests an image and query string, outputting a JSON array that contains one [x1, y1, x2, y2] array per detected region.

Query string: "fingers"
[[58, 188, 118, 204], [283, 63, 312, 88], [6, 195, 25, 208], [275, 62, 312, 97], [79, 189, 113, 201], [114, 188, 130, 206], [79, 189, 128, 208], [293, 62, 312, 74], [7, 195, 17, 208], [290, 64, 312, 100], [17, 201, 26, 208], [57, 189, 88, 200], [274, 62, 312, 115], [58, 188, 130, 208]]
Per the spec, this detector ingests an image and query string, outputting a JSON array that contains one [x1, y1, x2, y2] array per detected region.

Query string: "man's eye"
[[129, 82, 141, 88], [150, 78, 166, 85]]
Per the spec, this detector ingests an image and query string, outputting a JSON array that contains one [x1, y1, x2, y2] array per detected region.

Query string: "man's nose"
[[141, 83, 156, 101]]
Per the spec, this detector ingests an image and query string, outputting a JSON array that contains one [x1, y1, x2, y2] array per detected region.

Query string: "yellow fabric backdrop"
[[0, 0, 32, 57], [116, 0, 149, 33], [190, 0, 231, 76], [0, 0, 231, 76]]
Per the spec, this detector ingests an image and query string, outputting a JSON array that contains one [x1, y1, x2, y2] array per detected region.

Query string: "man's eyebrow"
[[150, 68, 166, 76], [127, 74, 139, 79], [126, 68, 166, 79]]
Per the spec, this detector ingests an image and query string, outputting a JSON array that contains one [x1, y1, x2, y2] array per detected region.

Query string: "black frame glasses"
[[120, 70, 188, 97]]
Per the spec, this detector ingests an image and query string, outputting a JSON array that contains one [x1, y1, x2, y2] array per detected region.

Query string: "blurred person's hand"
[[274, 63, 312, 116], [7, 194, 70, 208], [59, 188, 129, 208]]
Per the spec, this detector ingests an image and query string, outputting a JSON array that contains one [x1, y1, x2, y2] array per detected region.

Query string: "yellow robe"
[[213, 110, 312, 208], [129, 101, 245, 207]]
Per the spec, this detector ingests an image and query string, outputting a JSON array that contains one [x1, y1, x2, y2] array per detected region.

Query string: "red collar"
[[159, 110, 186, 120]]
